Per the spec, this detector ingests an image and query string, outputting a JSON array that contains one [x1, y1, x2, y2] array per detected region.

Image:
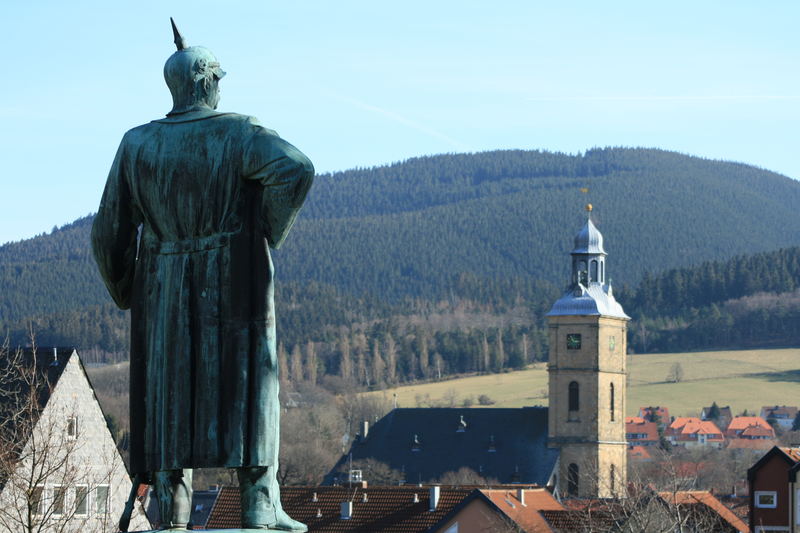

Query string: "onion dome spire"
[[171, 17, 187, 51]]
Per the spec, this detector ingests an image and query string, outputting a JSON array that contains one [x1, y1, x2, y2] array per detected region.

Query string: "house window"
[[95, 485, 109, 515], [52, 485, 65, 516], [31, 486, 45, 515], [568, 381, 580, 412], [609, 336, 616, 351], [567, 463, 579, 496], [754, 491, 777, 508], [75, 485, 89, 516], [590, 260, 598, 282], [566, 334, 581, 350], [66, 416, 78, 439], [610, 383, 615, 421]]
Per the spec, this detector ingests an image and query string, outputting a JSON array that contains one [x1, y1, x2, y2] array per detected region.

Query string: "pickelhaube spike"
[[170, 17, 187, 51]]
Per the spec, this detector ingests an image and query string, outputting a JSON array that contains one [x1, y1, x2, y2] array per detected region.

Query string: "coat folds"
[[91, 110, 313, 475]]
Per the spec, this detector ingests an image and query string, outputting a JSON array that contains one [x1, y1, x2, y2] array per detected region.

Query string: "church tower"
[[546, 207, 629, 499]]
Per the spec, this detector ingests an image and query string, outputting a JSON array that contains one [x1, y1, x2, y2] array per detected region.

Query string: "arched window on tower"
[[568, 463, 579, 496], [610, 464, 616, 494], [590, 260, 598, 282], [578, 261, 587, 285], [610, 382, 615, 421], [568, 381, 579, 412], [600, 261, 604, 283]]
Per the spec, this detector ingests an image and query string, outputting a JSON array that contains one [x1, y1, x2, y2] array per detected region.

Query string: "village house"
[[204, 485, 566, 533], [760, 406, 799, 432], [747, 446, 800, 532], [638, 406, 671, 429], [0, 348, 148, 533], [625, 416, 660, 447], [728, 417, 776, 440], [665, 417, 725, 449], [702, 404, 734, 431], [540, 490, 748, 532]]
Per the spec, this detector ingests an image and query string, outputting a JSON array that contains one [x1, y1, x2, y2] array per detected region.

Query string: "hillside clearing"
[[366, 348, 800, 417]]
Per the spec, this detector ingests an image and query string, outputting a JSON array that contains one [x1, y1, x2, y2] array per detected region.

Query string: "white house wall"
[[0, 352, 149, 533]]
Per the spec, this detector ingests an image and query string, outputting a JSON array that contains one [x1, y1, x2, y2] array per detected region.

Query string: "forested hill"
[[1, 147, 800, 360], [279, 147, 800, 298]]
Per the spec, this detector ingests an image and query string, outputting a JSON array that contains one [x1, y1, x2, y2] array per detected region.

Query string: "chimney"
[[517, 488, 526, 506], [361, 420, 369, 440], [340, 501, 352, 520], [429, 486, 440, 511]]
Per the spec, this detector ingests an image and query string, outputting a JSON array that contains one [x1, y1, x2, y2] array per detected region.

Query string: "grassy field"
[[366, 348, 800, 417]]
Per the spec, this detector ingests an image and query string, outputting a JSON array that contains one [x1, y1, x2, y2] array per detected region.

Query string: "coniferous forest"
[[1, 147, 799, 388]]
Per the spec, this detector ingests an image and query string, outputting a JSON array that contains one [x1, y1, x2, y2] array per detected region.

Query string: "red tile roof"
[[726, 439, 776, 452], [628, 445, 653, 460], [479, 488, 562, 533], [726, 416, 773, 438], [740, 425, 774, 438], [658, 491, 749, 533], [625, 417, 659, 443], [205, 485, 474, 532], [666, 417, 724, 441], [639, 406, 670, 422], [779, 446, 800, 462]]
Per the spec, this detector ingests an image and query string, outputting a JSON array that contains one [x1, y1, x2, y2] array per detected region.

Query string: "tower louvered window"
[[568, 381, 579, 412]]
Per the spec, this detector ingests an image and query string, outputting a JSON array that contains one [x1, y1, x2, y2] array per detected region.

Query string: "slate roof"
[[701, 405, 732, 421], [546, 283, 629, 319], [325, 408, 558, 486], [572, 219, 606, 255], [204, 485, 473, 532], [760, 405, 798, 420]]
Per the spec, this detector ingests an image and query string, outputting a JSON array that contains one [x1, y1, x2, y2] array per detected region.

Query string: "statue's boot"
[[238, 466, 307, 532], [154, 469, 193, 530]]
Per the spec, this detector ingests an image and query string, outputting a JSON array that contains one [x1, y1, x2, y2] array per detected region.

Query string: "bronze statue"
[[92, 19, 313, 531]]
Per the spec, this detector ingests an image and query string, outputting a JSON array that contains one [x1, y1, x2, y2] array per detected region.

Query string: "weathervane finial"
[[170, 17, 187, 51]]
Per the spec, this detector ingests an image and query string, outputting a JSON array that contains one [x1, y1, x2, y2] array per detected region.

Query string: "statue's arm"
[[91, 141, 140, 309], [242, 121, 314, 249]]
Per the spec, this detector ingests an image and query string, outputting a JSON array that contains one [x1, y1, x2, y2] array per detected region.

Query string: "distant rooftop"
[[326, 408, 558, 487]]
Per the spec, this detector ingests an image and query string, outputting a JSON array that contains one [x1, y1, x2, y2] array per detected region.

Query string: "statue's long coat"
[[92, 110, 313, 475]]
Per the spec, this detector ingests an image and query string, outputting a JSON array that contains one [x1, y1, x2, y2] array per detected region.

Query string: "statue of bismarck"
[[91, 20, 313, 531]]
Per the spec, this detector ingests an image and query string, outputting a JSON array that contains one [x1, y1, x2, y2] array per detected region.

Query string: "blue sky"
[[1, 1, 798, 245]]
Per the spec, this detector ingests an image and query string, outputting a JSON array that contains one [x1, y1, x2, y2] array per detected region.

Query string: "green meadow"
[[367, 348, 800, 417]]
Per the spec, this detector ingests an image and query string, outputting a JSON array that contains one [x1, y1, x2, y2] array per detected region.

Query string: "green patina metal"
[[92, 19, 313, 532]]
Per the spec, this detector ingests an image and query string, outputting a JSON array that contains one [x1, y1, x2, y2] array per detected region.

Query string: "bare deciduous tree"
[[666, 362, 684, 383], [0, 341, 122, 533]]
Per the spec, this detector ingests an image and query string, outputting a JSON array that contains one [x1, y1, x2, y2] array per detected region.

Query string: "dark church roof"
[[325, 407, 557, 486]]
